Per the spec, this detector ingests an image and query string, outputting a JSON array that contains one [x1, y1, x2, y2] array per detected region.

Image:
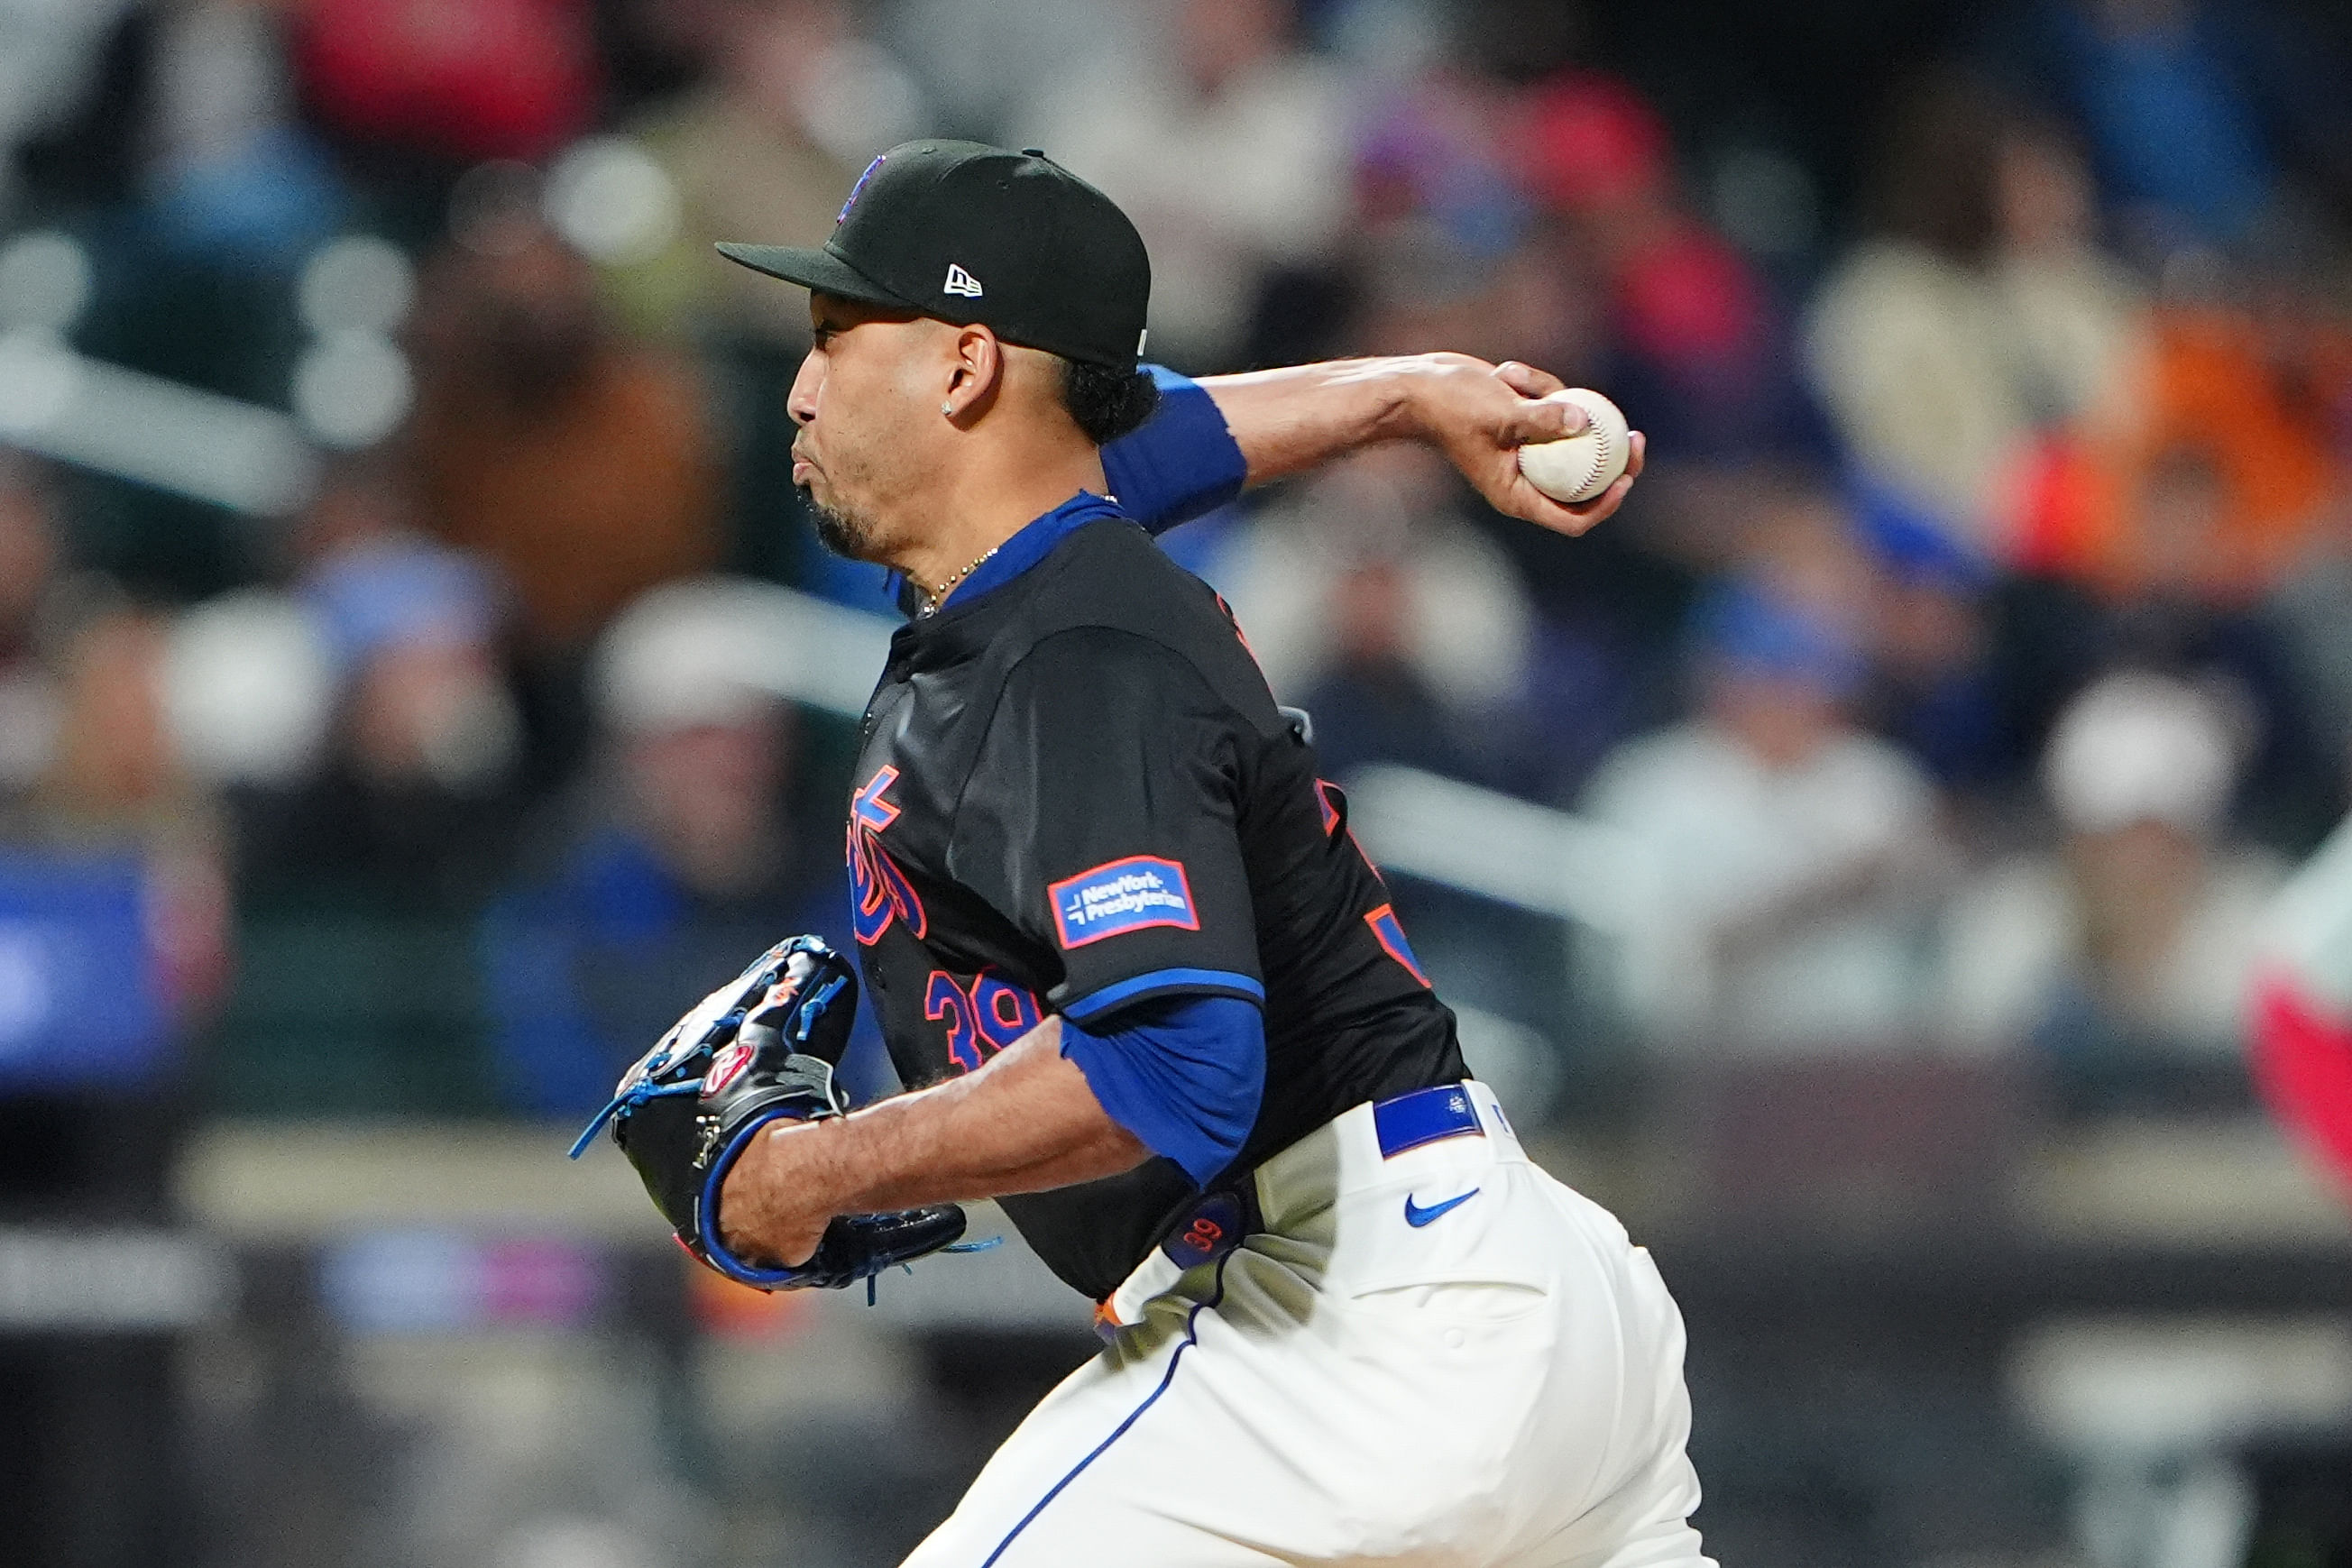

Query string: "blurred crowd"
[[4, 0, 2352, 1135]]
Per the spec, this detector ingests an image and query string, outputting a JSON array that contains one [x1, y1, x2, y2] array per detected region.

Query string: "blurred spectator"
[[1980, 0, 2352, 258], [1850, 483, 2011, 793], [481, 578, 864, 1115], [2013, 291, 2349, 609], [404, 203, 721, 658], [1355, 66, 1532, 287], [1349, 216, 1601, 379], [1351, 74, 1601, 377], [160, 588, 339, 792], [600, 0, 923, 348], [1805, 74, 2141, 553], [1211, 444, 1534, 784], [55, 0, 345, 442], [141, 0, 346, 268], [1991, 242, 2352, 843], [33, 598, 203, 845], [1015, 0, 1355, 371], [1513, 70, 1823, 468], [291, 0, 599, 169], [0, 457, 65, 803], [232, 476, 526, 909], [2007, 0, 2272, 251], [21, 591, 232, 1020], [1941, 671, 2282, 1108], [1582, 577, 1948, 1050], [1989, 110, 2145, 422], [881, 0, 1140, 138], [0, 0, 140, 209]]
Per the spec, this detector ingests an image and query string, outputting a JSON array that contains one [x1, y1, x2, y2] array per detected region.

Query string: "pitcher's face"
[[787, 292, 941, 561]]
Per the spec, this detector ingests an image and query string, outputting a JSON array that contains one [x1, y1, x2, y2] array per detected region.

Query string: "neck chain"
[[915, 544, 1002, 617]]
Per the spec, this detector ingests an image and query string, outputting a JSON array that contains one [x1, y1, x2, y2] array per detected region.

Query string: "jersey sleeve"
[[1060, 995, 1264, 1187], [1098, 365, 1248, 536], [951, 627, 1263, 1023]]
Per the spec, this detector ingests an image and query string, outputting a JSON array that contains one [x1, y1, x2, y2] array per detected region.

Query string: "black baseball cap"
[[717, 140, 1151, 371]]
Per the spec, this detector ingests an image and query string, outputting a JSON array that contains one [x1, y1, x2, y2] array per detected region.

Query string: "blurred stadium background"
[[3, 0, 2352, 1563]]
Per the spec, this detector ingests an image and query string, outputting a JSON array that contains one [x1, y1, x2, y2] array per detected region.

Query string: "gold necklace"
[[916, 544, 1002, 617]]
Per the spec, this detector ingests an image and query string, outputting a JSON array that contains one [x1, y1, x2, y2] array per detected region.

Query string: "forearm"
[[1198, 354, 1454, 488], [752, 1017, 1148, 1220], [1196, 353, 1636, 535]]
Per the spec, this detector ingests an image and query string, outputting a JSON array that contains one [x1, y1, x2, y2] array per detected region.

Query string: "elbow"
[[1059, 995, 1264, 1188]]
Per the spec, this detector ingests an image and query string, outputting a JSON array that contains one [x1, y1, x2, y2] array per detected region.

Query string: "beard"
[[802, 483, 878, 561]]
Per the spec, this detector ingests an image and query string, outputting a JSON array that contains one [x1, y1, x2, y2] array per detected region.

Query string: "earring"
[[941, 400, 954, 416]]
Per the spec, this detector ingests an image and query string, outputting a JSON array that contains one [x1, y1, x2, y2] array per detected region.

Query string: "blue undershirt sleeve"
[[1100, 364, 1249, 535], [1058, 993, 1265, 1187]]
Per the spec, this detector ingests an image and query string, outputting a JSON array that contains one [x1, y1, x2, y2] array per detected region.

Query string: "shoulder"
[[1024, 523, 1262, 679], [984, 629, 1226, 755], [1035, 517, 1208, 602], [970, 524, 1279, 738]]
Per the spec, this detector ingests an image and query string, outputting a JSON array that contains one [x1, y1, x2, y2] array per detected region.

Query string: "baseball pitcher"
[[579, 140, 1706, 1568]]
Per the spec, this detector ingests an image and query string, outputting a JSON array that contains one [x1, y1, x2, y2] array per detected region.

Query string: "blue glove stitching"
[[565, 1077, 703, 1159], [788, 972, 849, 1048]]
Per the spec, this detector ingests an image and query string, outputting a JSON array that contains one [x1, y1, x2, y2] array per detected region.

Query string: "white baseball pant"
[[901, 1080, 1716, 1568]]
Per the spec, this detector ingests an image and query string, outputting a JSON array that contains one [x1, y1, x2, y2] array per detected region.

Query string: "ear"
[[942, 324, 1004, 426]]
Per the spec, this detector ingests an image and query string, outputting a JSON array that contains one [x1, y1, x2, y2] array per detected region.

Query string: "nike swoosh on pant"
[[1402, 1187, 1480, 1227]]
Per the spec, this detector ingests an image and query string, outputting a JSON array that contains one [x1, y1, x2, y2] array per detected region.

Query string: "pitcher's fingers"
[[1502, 391, 1588, 446], [1494, 361, 1568, 399], [1625, 429, 1647, 479], [1490, 469, 1594, 534]]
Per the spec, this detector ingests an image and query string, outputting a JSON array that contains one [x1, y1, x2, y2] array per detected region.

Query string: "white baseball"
[[1515, 389, 1631, 505]]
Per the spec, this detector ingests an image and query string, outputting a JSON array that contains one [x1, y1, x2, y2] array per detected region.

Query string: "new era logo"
[[943, 263, 984, 298]]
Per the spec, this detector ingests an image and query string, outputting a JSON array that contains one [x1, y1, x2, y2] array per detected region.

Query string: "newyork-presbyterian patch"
[[1049, 856, 1199, 949]]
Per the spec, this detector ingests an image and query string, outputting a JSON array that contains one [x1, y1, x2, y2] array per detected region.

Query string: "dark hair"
[[1866, 69, 2014, 261], [1060, 357, 1161, 445]]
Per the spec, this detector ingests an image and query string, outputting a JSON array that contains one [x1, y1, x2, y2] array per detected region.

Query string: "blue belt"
[[1155, 1082, 1484, 1273], [1371, 1081, 1484, 1158]]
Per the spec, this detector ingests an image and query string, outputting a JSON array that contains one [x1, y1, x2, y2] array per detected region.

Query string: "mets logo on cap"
[[836, 154, 886, 225], [1049, 856, 1199, 949]]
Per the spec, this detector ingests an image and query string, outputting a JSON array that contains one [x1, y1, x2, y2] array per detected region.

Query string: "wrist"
[[750, 1113, 849, 1213], [1387, 352, 1491, 445]]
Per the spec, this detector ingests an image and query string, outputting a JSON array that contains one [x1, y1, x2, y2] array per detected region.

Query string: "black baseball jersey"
[[846, 500, 1465, 1300]]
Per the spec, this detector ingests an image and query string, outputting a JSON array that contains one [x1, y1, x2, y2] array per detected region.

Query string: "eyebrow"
[[810, 298, 918, 337]]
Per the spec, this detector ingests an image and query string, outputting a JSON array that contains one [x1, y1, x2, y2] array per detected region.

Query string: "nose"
[[786, 349, 822, 426]]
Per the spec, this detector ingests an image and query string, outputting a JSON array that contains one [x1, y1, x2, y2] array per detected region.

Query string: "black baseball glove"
[[569, 935, 967, 1290]]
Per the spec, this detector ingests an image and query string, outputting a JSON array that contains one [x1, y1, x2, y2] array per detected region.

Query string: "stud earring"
[[941, 400, 954, 416]]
